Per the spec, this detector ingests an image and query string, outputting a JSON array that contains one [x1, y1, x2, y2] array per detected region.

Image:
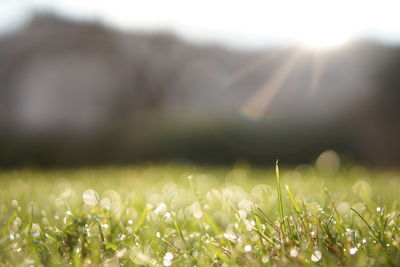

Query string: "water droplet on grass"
[[154, 203, 167, 215], [117, 234, 126, 241], [164, 252, 173, 261], [83, 189, 98, 207], [100, 198, 112, 210], [290, 247, 299, 257], [163, 259, 172, 266], [11, 200, 18, 208], [237, 199, 253, 212], [349, 247, 358, 255], [116, 247, 127, 258], [223, 232, 237, 241], [261, 255, 269, 263], [237, 210, 247, 219], [163, 252, 174, 266], [189, 202, 203, 219], [311, 250, 322, 262], [102, 190, 122, 212], [244, 245, 252, 252]]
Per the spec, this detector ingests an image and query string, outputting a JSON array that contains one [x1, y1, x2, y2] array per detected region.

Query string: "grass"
[[0, 163, 399, 266]]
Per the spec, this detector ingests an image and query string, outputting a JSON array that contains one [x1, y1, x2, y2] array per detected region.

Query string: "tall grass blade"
[[275, 160, 285, 236]]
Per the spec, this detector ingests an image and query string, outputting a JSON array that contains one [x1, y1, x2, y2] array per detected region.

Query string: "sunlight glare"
[[290, 0, 354, 50], [299, 31, 350, 50]]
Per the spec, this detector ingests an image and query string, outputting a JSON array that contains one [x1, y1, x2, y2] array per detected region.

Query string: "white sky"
[[1, 0, 400, 48]]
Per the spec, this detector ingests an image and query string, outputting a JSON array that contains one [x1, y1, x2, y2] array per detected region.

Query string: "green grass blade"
[[275, 160, 285, 237]]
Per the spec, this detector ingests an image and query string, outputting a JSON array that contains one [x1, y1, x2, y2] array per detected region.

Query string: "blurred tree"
[[367, 47, 400, 166]]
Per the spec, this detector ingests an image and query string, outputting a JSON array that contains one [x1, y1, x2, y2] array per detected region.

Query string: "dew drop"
[[223, 232, 237, 241], [290, 247, 299, 258], [100, 198, 112, 210], [164, 252, 173, 261], [349, 247, 358, 255], [261, 255, 269, 263], [154, 203, 167, 215], [82, 189, 98, 207], [116, 247, 127, 258], [311, 250, 322, 262], [11, 200, 18, 208], [163, 252, 174, 266], [244, 245, 252, 252]]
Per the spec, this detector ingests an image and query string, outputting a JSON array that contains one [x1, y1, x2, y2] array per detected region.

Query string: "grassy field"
[[0, 163, 399, 266]]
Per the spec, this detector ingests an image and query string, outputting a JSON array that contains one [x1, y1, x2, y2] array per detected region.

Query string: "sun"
[[299, 30, 350, 50], [292, 14, 353, 51], [288, 1, 353, 51]]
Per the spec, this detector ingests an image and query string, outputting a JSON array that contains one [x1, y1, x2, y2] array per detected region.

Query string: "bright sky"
[[1, 0, 400, 48]]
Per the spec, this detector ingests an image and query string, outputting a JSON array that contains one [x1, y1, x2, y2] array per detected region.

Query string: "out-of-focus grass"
[[0, 164, 399, 266]]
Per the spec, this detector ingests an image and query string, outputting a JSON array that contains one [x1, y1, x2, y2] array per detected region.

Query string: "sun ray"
[[239, 49, 303, 120], [308, 52, 327, 97], [223, 51, 282, 89]]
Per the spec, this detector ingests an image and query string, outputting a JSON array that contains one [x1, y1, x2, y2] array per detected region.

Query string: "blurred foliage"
[[0, 15, 400, 167]]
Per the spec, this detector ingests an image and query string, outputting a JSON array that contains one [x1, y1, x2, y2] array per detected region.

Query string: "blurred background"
[[1, 0, 400, 168]]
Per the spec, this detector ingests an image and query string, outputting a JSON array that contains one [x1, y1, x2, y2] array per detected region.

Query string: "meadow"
[[0, 163, 399, 266]]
